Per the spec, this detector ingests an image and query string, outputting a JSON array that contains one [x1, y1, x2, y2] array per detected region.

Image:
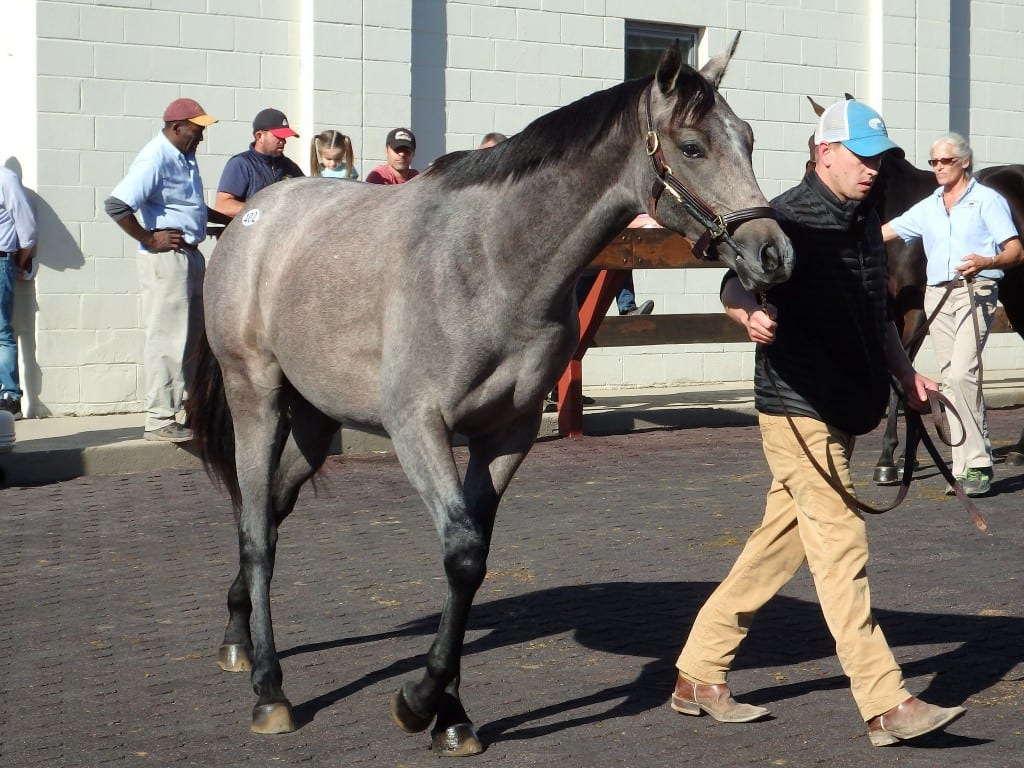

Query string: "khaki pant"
[[924, 279, 997, 476], [137, 247, 205, 432], [676, 413, 909, 721]]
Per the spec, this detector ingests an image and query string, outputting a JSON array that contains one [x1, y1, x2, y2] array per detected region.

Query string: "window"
[[624, 22, 698, 79]]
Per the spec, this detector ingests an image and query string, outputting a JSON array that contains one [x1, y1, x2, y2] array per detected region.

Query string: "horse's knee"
[[443, 537, 488, 591]]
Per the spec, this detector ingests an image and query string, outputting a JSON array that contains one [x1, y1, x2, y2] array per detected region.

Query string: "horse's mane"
[[429, 68, 716, 190]]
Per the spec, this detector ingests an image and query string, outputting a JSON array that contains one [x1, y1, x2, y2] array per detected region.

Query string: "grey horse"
[[186, 37, 793, 756]]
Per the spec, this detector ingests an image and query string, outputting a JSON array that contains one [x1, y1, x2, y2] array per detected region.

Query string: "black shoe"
[[545, 390, 595, 408], [622, 300, 654, 316], [0, 396, 22, 421]]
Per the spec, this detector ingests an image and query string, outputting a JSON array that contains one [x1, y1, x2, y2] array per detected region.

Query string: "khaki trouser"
[[924, 278, 997, 477], [137, 247, 205, 432], [676, 413, 909, 721]]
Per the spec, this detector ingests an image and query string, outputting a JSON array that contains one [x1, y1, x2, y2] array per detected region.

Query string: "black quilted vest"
[[748, 171, 891, 436]]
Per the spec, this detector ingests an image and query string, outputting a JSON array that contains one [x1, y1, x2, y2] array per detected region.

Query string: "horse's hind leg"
[[873, 387, 903, 484], [389, 411, 541, 756], [218, 395, 340, 676], [220, 369, 333, 735]]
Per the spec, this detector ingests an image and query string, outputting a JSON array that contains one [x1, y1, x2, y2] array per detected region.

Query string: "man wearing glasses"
[[884, 134, 1023, 496]]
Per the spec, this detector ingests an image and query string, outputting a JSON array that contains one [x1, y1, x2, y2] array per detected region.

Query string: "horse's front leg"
[[388, 410, 540, 756]]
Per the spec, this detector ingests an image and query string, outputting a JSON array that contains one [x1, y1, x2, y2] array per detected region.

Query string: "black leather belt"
[[0, 251, 12, 259]]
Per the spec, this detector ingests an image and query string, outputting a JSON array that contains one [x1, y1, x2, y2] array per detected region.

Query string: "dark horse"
[[807, 97, 1024, 483], [185, 39, 793, 756]]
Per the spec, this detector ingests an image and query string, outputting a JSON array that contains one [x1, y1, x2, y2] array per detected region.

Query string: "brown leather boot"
[[670, 672, 770, 723], [867, 696, 966, 746]]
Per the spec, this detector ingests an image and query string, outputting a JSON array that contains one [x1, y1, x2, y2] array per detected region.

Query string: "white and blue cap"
[[814, 99, 903, 158]]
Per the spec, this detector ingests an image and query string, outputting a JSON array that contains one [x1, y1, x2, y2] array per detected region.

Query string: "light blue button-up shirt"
[[109, 131, 207, 248], [888, 177, 1019, 284], [0, 166, 37, 252]]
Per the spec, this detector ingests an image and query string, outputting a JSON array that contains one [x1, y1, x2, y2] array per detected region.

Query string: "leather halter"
[[643, 83, 777, 260]]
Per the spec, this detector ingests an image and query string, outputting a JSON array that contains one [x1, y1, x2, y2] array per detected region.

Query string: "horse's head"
[[642, 35, 793, 294]]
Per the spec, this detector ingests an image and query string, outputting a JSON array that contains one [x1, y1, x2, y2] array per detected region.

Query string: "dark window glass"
[[625, 22, 698, 80]]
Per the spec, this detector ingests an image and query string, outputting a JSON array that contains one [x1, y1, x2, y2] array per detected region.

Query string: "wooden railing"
[[554, 228, 1017, 439]]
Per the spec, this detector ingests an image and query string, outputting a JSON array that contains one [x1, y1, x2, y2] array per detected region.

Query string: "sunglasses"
[[927, 156, 960, 167]]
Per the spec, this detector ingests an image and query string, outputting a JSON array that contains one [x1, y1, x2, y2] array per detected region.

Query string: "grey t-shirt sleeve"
[[104, 195, 135, 222]]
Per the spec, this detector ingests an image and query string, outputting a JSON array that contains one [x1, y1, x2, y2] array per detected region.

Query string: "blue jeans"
[[0, 256, 21, 399], [575, 270, 639, 314]]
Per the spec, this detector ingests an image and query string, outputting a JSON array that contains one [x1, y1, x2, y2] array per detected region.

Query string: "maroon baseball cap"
[[163, 98, 217, 126], [253, 108, 299, 139]]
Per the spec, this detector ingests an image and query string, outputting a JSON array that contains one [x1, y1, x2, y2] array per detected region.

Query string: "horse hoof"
[[390, 688, 433, 733], [251, 701, 296, 734], [432, 723, 485, 756], [217, 643, 252, 672], [1005, 451, 1024, 466], [873, 466, 898, 485]]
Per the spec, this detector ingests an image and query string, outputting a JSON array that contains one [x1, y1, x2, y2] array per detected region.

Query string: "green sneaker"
[[962, 467, 993, 497]]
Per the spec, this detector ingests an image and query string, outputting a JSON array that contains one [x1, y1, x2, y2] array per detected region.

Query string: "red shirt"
[[365, 164, 419, 185]]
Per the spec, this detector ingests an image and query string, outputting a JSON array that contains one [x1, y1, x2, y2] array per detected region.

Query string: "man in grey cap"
[[365, 128, 419, 185], [214, 107, 304, 218]]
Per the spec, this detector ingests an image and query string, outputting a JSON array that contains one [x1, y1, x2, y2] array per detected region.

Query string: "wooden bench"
[[554, 228, 1018, 439]]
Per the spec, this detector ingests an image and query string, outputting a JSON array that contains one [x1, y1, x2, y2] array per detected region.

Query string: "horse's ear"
[[699, 31, 741, 88], [655, 41, 685, 94], [808, 96, 826, 117]]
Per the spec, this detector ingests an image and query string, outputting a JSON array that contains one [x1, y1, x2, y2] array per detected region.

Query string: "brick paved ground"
[[1, 407, 1022, 768]]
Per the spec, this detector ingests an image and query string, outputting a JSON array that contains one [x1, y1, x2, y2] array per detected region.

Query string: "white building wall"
[[11, 0, 1024, 416]]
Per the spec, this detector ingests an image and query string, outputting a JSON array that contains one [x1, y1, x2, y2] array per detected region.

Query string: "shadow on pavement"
[[278, 581, 1021, 743]]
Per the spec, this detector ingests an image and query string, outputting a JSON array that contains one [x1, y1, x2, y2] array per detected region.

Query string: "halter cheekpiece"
[[643, 83, 777, 260]]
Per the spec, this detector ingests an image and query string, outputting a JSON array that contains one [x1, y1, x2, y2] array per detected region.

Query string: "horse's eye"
[[680, 141, 705, 159]]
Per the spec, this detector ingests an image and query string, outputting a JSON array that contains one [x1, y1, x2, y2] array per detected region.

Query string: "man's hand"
[[146, 228, 184, 253], [721, 276, 778, 345], [955, 253, 993, 279], [900, 370, 938, 412], [744, 304, 778, 345]]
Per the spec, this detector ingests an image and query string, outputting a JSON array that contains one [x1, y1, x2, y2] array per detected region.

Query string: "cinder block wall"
[[14, 0, 1024, 417]]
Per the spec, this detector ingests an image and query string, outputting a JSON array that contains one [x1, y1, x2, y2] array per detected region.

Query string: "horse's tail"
[[185, 332, 241, 507]]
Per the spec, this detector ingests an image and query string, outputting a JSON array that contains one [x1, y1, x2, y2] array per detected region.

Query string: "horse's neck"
[[886, 161, 936, 218], [491, 148, 643, 302]]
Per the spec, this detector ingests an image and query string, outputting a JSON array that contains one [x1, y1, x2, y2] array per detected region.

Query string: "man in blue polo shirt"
[[0, 166, 37, 420], [106, 97, 226, 442], [214, 108, 304, 218]]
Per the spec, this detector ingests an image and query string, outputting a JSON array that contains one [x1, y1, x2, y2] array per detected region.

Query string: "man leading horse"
[[671, 99, 967, 748]]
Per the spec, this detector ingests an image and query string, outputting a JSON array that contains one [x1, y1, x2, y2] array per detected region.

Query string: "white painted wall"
[[14, 0, 1024, 416]]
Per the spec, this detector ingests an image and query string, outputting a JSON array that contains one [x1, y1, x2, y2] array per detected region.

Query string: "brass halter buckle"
[[645, 130, 660, 156]]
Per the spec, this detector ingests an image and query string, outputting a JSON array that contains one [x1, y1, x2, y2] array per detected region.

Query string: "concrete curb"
[[2, 379, 1021, 487]]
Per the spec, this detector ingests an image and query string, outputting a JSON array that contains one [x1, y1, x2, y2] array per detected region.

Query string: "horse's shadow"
[[281, 581, 1022, 743]]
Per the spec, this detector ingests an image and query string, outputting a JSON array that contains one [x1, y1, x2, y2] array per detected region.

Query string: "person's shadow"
[[5, 156, 86, 418], [276, 580, 1020, 745]]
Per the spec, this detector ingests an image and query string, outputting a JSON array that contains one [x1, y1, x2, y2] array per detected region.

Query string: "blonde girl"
[[309, 129, 358, 179]]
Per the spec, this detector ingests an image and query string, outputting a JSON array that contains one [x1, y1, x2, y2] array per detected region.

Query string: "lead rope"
[[756, 293, 987, 530], [965, 278, 986, 413]]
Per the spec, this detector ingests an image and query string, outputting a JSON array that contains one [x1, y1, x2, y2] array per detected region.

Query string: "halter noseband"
[[643, 84, 777, 261]]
